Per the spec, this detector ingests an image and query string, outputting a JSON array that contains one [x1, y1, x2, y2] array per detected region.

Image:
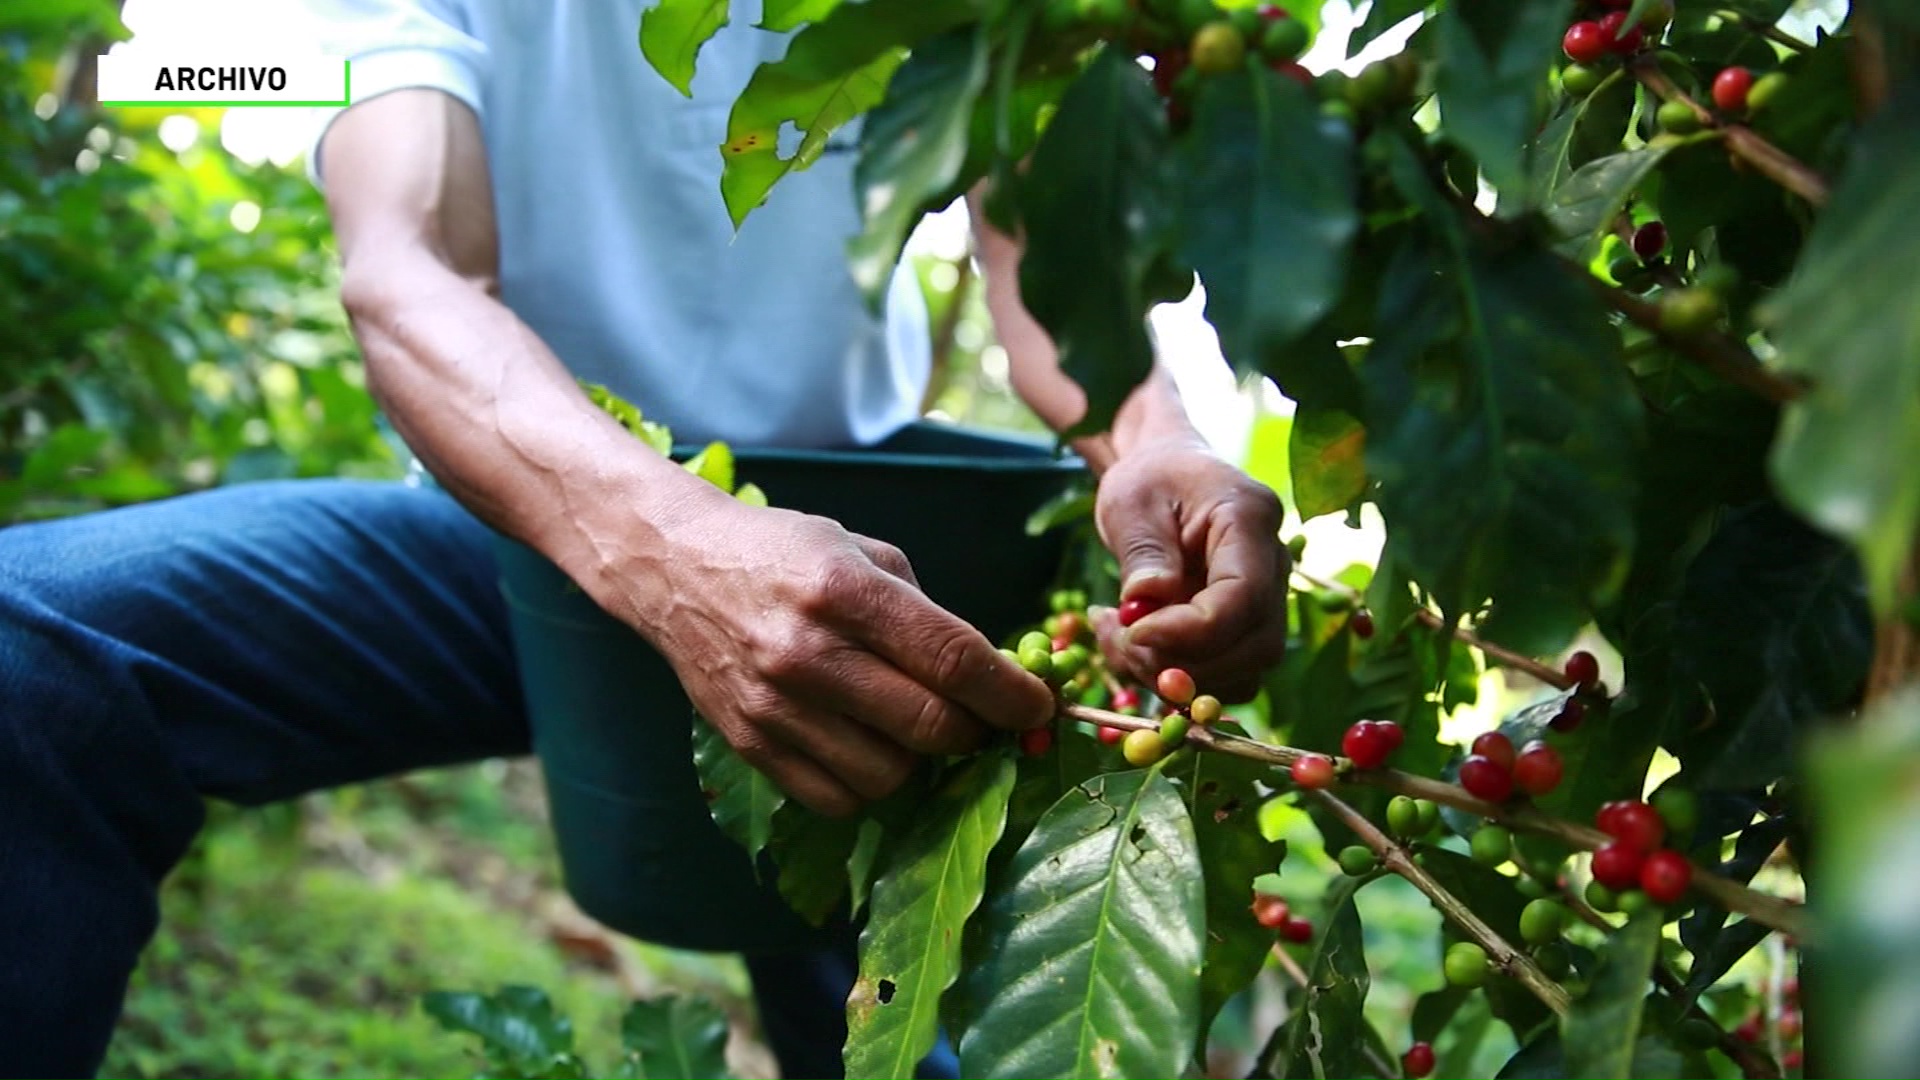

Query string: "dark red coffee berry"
[[1590, 840, 1645, 890], [1599, 800, 1666, 852], [1459, 754, 1515, 802], [1020, 727, 1054, 756], [1251, 892, 1290, 928], [1112, 686, 1141, 714], [1598, 10, 1644, 52], [1564, 650, 1601, 688], [1342, 719, 1400, 769], [1632, 221, 1668, 261], [1097, 724, 1125, 746], [1402, 1042, 1436, 1079], [1513, 740, 1564, 796], [1471, 731, 1516, 771], [1549, 698, 1587, 732], [1350, 609, 1376, 639], [1279, 914, 1314, 943], [1640, 848, 1692, 904]]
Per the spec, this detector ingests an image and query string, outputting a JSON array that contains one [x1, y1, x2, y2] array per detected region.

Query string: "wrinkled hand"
[[610, 492, 1054, 818], [1090, 435, 1288, 702]]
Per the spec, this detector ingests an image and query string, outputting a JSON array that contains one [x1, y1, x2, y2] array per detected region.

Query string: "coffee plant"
[[627, 0, 1920, 1076]]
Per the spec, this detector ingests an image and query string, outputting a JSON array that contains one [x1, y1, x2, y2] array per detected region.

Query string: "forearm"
[[342, 254, 715, 594]]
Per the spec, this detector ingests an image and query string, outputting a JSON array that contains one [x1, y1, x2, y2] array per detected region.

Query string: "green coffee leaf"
[[958, 767, 1205, 1079], [844, 755, 1016, 1080], [638, 0, 730, 97], [619, 996, 733, 1080], [691, 715, 784, 863], [1014, 47, 1174, 438]]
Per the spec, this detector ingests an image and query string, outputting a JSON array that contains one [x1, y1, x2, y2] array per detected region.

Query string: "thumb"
[[1104, 506, 1186, 605]]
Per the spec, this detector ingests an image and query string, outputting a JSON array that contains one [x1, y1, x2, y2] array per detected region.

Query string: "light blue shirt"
[[304, 0, 932, 448]]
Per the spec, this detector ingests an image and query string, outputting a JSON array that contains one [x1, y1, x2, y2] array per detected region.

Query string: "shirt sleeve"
[[292, 0, 491, 185]]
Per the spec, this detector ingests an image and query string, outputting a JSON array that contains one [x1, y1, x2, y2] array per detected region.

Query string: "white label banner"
[[99, 50, 348, 105]]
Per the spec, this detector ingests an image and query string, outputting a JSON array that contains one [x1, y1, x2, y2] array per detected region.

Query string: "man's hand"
[[600, 488, 1056, 819], [1087, 435, 1288, 704]]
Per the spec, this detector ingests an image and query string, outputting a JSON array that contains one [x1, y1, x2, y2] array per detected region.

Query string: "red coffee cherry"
[[1342, 720, 1401, 769], [1713, 66, 1755, 113], [1251, 892, 1290, 929], [1097, 724, 1125, 746], [1279, 914, 1314, 943], [1549, 698, 1587, 732], [1350, 609, 1376, 639], [1402, 1042, 1436, 1079], [1512, 740, 1564, 796], [1118, 596, 1164, 627], [1599, 800, 1667, 852], [1598, 10, 1644, 53], [1020, 727, 1054, 756], [1471, 731, 1517, 771], [1291, 753, 1337, 789], [1632, 221, 1668, 261], [1112, 686, 1141, 714], [1156, 667, 1197, 706], [1590, 839, 1646, 890], [1459, 754, 1515, 802], [1640, 849, 1693, 904], [1563, 20, 1609, 64], [1564, 650, 1601, 688]]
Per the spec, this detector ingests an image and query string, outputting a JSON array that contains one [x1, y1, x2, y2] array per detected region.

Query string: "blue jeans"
[[0, 479, 957, 1079]]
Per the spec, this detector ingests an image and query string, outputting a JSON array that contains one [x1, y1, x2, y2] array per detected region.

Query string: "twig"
[[1268, 944, 1404, 1078], [1630, 60, 1830, 206], [1291, 568, 1574, 689], [1716, 10, 1813, 52], [1587, 277, 1807, 405], [1058, 701, 1811, 939], [1306, 788, 1572, 1016]]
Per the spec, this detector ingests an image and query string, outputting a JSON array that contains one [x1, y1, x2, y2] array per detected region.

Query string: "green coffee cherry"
[[999, 647, 1020, 663], [1516, 874, 1550, 900], [1617, 888, 1653, 916], [1048, 591, 1074, 614], [1018, 645, 1054, 680], [1659, 287, 1722, 336], [1338, 845, 1378, 876], [1657, 100, 1702, 134], [1261, 17, 1310, 61], [1019, 630, 1053, 655], [1747, 71, 1787, 114], [1561, 63, 1604, 98], [1159, 712, 1192, 746], [1413, 799, 1441, 836], [1444, 942, 1491, 989], [1652, 785, 1699, 838], [1519, 898, 1566, 946], [1585, 880, 1619, 913], [1470, 825, 1513, 867], [1386, 795, 1421, 838], [1286, 534, 1308, 562]]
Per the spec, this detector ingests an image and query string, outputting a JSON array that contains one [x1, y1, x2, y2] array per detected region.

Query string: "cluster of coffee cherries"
[[1110, 666, 1222, 767], [1559, 0, 1670, 95], [1285, 716, 1405, 789], [1247, 870, 1314, 944], [1005, 589, 1105, 756], [1584, 786, 1698, 909]]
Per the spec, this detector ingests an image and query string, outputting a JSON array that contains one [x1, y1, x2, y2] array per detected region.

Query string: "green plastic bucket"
[[495, 422, 1086, 953]]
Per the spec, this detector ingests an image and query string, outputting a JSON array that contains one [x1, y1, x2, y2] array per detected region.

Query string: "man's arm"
[[322, 91, 1052, 815], [968, 185, 1287, 701]]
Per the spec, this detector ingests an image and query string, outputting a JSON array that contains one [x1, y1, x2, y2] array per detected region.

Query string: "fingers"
[[1096, 482, 1190, 605], [797, 645, 991, 756], [716, 715, 866, 818], [756, 704, 920, 802], [853, 535, 921, 588], [842, 573, 1055, 732], [1128, 502, 1282, 657]]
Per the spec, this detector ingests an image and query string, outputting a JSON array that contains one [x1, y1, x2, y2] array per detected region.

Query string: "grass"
[[104, 762, 766, 1080]]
